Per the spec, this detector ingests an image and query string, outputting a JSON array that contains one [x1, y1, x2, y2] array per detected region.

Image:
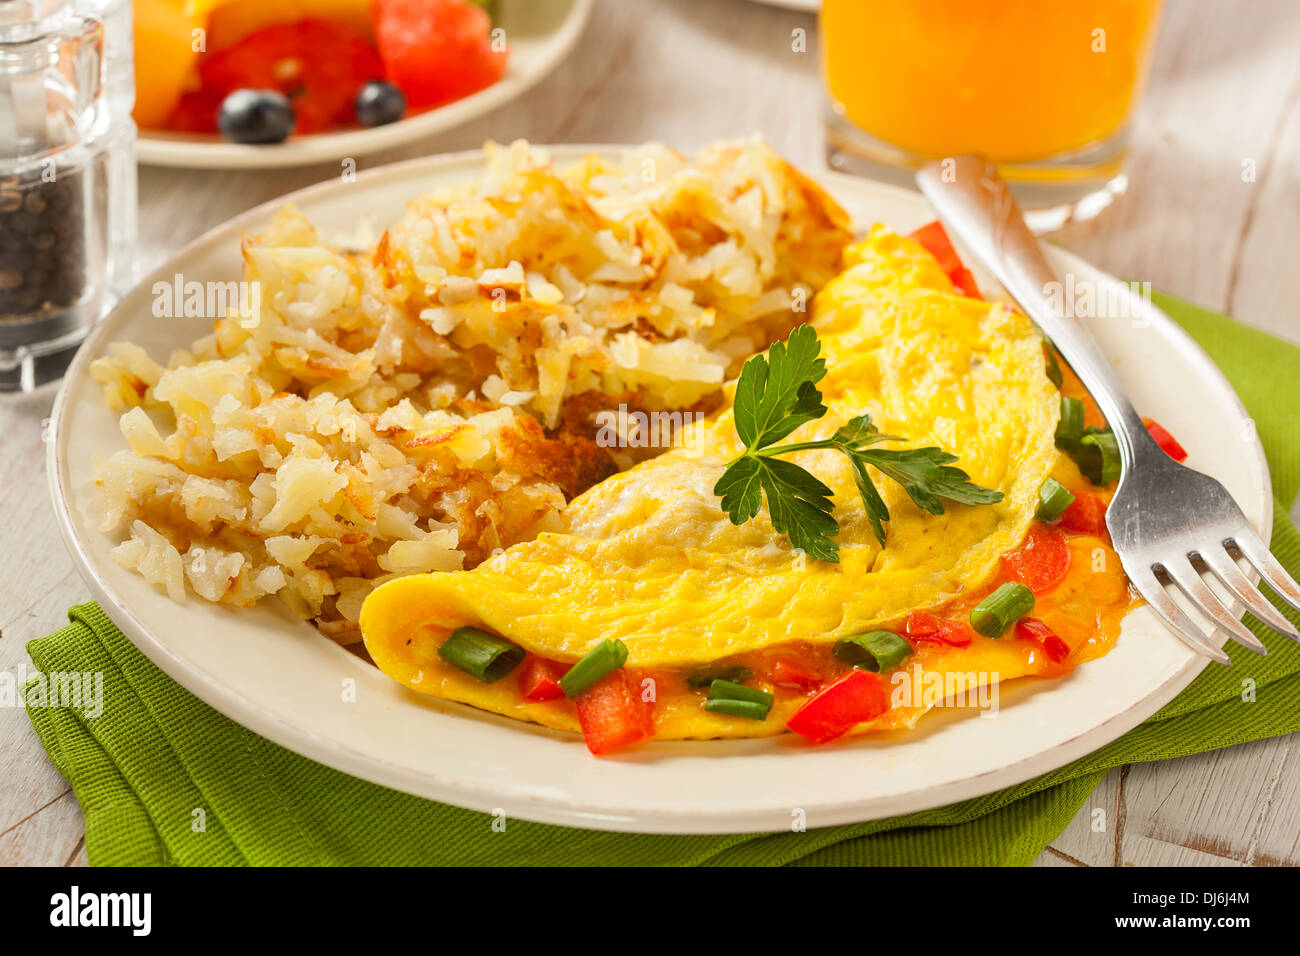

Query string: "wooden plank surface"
[[1, 0, 1297, 867]]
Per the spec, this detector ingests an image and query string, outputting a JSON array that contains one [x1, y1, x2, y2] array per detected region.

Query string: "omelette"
[[361, 227, 1136, 753]]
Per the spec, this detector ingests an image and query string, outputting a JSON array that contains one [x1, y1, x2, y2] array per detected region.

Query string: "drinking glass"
[[822, 0, 1165, 231]]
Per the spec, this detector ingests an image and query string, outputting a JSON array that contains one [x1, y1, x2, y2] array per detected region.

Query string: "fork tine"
[[1162, 559, 1267, 655], [1128, 567, 1232, 664], [1229, 531, 1300, 617], [1197, 549, 1300, 641]]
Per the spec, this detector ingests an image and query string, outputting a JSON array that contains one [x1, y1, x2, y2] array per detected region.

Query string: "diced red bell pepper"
[[518, 655, 569, 702], [907, 221, 980, 298], [1059, 490, 1108, 536], [1015, 618, 1071, 665], [1001, 523, 1071, 592], [1142, 417, 1188, 462], [786, 670, 890, 744], [766, 657, 825, 691], [904, 610, 974, 647], [573, 671, 655, 756]]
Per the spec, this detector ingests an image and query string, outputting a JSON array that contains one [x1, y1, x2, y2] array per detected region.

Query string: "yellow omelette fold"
[[360, 227, 1062, 733]]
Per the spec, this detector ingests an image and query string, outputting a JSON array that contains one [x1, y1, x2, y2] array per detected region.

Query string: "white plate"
[[744, 0, 819, 12], [49, 147, 1271, 833], [136, 0, 593, 169]]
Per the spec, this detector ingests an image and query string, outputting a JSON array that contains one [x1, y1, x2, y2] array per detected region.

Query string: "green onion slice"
[[1081, 430, 1121, 485], [832, 630, 913, 672], [704, 679, 773, 720], [970, 583, 1036, 638], [685, 666, 754, 688], [437, 626, 524, 683], [1055, 394, 1121, 486], [559, 639, 628, 698], [1055, 396, 1085, 447], [1035, 478, 1075, 522], [1042, 337, 1064, 388], [704, 699, 771, 720], [707, 679, 772, 705]]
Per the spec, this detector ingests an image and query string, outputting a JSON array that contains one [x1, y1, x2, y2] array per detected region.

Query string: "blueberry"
[[218, 90, 295, 145], [355, 81, 407, 127]]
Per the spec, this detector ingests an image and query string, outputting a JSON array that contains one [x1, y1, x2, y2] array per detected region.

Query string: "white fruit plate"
[[136, 0, 593, 169]]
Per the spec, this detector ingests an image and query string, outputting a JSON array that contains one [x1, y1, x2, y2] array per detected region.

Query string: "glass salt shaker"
[[0, 0, 137, 391]]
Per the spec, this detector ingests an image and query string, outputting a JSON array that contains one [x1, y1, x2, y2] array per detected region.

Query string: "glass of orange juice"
[[822, 0, 1164, 230]]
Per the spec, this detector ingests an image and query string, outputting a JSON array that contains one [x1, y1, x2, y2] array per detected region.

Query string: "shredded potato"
[[90, 140, 851, 641]]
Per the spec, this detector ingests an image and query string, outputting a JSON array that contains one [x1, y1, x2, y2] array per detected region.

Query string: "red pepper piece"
[[767, 657, 826, 691], [1002, 523, 1071, 592], [908, 221, 981, 298], [1015, 617, 1071, 664], [574, 671, 655, 756], [1142, 417, 1188, 462], [518, 655, 569, 702], [1059, 490, 1108, 536], [786, 670, 890, 744], [904, 610, 975, 647]]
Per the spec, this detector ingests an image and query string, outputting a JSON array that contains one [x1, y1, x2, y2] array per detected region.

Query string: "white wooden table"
[[3, 0, 1298, 867]]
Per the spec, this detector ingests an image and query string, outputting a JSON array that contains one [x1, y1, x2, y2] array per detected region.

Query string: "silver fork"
[[917, 156, 1300, 664]]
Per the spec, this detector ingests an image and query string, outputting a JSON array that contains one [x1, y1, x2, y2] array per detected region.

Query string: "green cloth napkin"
[[23, 291, 1300, 867]]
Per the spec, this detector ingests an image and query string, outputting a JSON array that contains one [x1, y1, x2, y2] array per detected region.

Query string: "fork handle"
[[915, 156, 1157, 467]]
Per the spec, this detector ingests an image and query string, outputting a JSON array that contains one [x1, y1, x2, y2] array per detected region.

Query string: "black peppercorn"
[[0, 168, 87, 321]]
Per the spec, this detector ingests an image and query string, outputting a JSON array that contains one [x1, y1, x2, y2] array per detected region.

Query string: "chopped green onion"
[[437, 626, 524, 683], [559, 639, 628, 697], [704, 679, 773, 720], [1035, 478, 1075, 522], [1055, 395, 1121, 486], [832, 630, 913, 672], [970, 583, 1036, 638], [1055, 396, 1084, 447], [1081, 430, 1121, 485], [705, 699, 771, 720], [707, 679, 772, 705], [685, 666, 754, 688], [1042, 338, 1064, 388]]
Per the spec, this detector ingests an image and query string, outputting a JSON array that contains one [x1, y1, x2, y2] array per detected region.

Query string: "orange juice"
[[822, 0, 1163, 164]]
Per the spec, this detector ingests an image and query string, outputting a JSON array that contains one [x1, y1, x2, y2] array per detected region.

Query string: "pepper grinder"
[[0, 0, 137, 392]]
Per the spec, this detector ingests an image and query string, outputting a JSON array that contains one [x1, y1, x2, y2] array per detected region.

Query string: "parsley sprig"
[[713, 325, 1004, 562]]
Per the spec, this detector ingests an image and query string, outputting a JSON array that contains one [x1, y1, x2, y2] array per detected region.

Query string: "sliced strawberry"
[[198, 18, 383, 134], [372, 0, 508, 109], [169, 88, 225, 134]]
